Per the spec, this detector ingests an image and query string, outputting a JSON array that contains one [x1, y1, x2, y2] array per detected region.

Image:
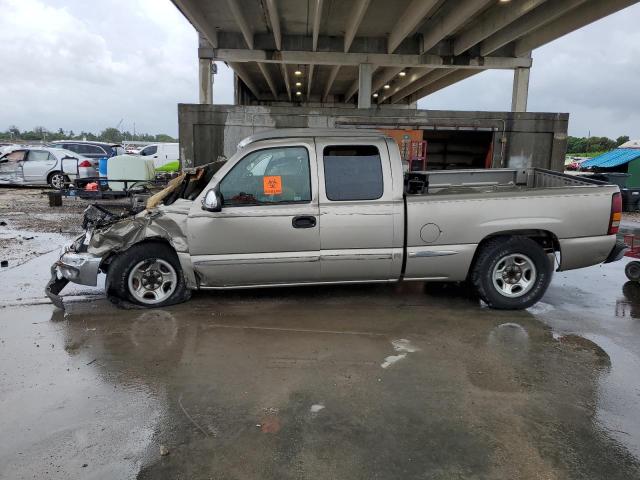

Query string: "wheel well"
[[100, 238, 176, 273], [467, 230, 560, 280]]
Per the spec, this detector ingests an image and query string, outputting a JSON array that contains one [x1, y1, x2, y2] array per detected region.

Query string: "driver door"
[[188, 140, 320, 287]]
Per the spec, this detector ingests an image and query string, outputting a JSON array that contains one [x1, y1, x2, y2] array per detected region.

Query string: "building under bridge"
[[170, 0, 639, 169]]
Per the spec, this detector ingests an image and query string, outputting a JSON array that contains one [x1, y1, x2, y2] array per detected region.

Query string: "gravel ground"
[[0, 187, 131, 267], [623, 211, 640, 224]]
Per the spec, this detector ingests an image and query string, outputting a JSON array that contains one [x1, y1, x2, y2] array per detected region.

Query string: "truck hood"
[[86, 207, 190, 257]]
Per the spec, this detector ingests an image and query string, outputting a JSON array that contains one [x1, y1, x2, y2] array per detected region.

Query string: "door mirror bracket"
[[202, 188, 223, 212]]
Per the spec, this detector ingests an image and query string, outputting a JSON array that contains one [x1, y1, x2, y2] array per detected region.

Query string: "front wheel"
[[106, 242, 191, 307], [471, 236, 552, 310]]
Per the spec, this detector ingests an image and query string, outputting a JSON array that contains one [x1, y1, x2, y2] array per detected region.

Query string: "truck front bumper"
[[45, 251, 102, 309]]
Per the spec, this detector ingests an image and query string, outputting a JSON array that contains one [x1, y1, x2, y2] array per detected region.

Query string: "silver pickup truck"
[[46, 129, 626, 310]]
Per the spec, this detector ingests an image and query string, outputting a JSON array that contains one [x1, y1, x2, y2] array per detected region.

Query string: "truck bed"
[[403, 167, 619, 280], [411, 168, 603, 196]]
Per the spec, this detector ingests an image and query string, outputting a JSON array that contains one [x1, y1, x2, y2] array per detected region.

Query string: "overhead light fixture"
[[372, 93, 379, 98], [296, 91, 302, 96], [383, 84, 390, 89], [294, 70, 302, 76], [295, 81, 302, 87], [499, 0, 511, 2], [399, 71, 406, 77]]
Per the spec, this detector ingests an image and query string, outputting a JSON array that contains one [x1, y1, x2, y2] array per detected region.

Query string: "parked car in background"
[[566, 157, 589, 171], [49, 141, 125, 178], [0, 147, 85, 188], [139, 143, 179, 171], [0, 142, 18, 155]]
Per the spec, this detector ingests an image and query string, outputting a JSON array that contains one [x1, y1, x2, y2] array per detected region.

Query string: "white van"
[[139, 143, 179, 171]]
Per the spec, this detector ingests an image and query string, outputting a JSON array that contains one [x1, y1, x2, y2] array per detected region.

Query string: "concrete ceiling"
[[172, 0, 639, 105]]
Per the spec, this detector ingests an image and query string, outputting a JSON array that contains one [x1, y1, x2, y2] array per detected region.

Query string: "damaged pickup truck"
[[47, 128, 627, 310]]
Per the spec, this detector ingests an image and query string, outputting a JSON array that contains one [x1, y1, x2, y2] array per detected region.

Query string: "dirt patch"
[[623, 212, 640, 224], [0, 187, 87, 233], [0, 187, 135, 268]]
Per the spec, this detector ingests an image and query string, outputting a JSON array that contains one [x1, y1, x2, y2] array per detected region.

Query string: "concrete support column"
[[511, 67, 530, 112], [199, 59, 214, 104], [357, 63, 373, 109]]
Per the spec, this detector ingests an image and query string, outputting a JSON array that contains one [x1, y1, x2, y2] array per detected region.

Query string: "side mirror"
[[202, 188, 223, 212]]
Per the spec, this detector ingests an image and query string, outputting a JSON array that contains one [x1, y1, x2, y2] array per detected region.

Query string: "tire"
[[106, 242, 191, 308], [47, 171, 67, 189], [471, 236, 552, 310], [625, 260, 640, 282]]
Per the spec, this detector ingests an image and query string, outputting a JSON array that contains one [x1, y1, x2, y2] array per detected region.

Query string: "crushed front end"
[[45, 161, 223, 309], [45, 204, 137, 308]]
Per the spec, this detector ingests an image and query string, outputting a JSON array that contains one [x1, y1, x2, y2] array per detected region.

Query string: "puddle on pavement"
[[0, 249, 104, 307], [0, 304, 165, 479], [529, 259, 640, 465]]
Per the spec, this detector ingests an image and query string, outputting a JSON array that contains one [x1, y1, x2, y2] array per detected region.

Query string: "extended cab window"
[[323, 145, 383, 201], [220, 146, 311, 206]]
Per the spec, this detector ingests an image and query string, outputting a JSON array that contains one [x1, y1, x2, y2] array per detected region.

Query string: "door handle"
[[292, 215, 316, 229]]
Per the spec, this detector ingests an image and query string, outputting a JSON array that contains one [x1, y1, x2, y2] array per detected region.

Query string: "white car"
[[139, 143, 179, 170], [0, 147, 86, 188]]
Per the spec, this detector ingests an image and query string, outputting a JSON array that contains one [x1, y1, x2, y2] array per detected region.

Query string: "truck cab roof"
[[237, 128, 390, 149]]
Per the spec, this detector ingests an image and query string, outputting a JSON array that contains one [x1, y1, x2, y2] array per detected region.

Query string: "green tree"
[[100, 127, 123, 143], [154, 133, 177, 142], [567, 136, 587, 154], [616, 135, 630, 146]]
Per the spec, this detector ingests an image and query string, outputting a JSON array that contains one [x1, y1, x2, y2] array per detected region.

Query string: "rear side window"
[[81, 145, 106, 155], [323, 145, 383, 201], [27, 150, 53, 161], [63, 143, 79, 153]]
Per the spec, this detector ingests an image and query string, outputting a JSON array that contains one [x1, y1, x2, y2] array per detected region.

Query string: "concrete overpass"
[[172, 0, 638, 111]]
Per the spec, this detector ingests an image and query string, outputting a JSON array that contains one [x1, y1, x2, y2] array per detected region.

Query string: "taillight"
[[608, 192, 622, 234], [78, 160, 92, 168]]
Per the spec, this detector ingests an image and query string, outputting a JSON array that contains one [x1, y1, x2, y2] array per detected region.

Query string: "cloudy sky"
[[0, 0, 639, 138]]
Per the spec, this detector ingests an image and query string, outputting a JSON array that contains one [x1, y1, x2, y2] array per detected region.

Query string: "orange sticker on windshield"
[[263, 175, 282, 195]]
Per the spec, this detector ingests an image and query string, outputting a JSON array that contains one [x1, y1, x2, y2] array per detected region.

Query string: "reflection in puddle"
[[487, 323, 530, 361], [0, 305, 166, 479], [616, 281, 640, 318], [130, 310, 179, 348], [588, 334, 640, 458]]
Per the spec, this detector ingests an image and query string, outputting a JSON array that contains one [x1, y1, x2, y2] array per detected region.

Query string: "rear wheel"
[[48, 171, 67, 189], [471, 236, 552, 310], [106, 242, 190, 307]]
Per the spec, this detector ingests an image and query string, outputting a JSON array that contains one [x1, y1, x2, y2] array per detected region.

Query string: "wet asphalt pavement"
[[1, 246, 640, 479]]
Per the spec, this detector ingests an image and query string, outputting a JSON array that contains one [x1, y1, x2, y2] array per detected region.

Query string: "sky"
[[0, 0, 638, 139]]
